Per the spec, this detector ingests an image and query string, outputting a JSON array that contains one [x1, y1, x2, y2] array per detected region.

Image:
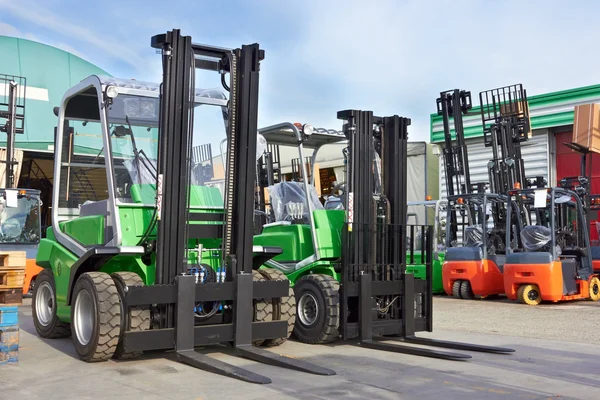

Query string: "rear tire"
[[589, 276, 600, 301], [518, 284, 541, 306], [31, 269, 71, 339], [70, 272, 121, 362], [252, 270, 273, 347], [111, 272, 151, 360], [292, 274, 339, 344], [460, 280, 474, 299], [258, 268, 296, 347], [451, 280, 463, 299]]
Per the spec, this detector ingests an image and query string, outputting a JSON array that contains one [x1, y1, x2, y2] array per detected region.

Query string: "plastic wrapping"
[[464, 225, 483, 247], [256, 133, 267, 161], [267, 181, 323, 222], [520, 225, 552, 252]]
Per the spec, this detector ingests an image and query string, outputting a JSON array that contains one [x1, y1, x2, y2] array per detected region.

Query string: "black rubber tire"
[[31, 269, 71, 339], [451, 280, 463, 299], [70, 272, 121, 362], [111, 272, 151, 360], [460, 280, 474, 299], [252, 270, 273, 346], [292, 274, 339, 344], [258, 268, 296, 347]]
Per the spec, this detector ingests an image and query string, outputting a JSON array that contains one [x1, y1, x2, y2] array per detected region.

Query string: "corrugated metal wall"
[[438, 131, 550, 200]]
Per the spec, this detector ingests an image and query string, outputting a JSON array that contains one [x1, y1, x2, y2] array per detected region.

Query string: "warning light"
[[18, 190, 26, 195], [457, 197, 464, 205], [514, 182, 521, 189], [426, 195, 432, 201], [293, 122, 303, 129]]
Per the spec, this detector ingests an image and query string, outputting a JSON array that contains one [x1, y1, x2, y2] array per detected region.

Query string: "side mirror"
[[113, 125, 132, 137]]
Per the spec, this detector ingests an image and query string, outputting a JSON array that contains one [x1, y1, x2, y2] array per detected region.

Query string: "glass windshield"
[[0, 192, 40, 244], [107, 94, 159, 203]]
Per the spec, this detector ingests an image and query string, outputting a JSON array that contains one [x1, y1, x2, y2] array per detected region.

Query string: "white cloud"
[[284, 0, 600, 141], [0, 21, 22, 37], [0, 0, 149, 71]]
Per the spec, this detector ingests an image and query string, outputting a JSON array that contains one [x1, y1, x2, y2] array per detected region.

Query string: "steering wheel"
[[331, 182, 346, 197]]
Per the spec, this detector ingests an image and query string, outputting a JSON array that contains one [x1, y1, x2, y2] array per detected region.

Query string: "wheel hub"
[[73, 290, 94, 346], [527, 289, 539, 301], [35, 281, 55, 327], [593, 284, 599, 296], [298, 293, 318, 326]]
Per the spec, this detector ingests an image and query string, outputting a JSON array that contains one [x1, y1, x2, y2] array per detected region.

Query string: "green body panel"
[[254, 224, 314, 262], [260, 261, 340, 287], [36, 183, 228, 324], [253, 210, 345, 262], [59, 215, 105, 246], [405, 251, 445, 294], [312, 210, 345, 259]]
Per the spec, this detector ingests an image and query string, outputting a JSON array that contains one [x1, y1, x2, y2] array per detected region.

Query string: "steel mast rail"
[[337, 110, 513, 359], [121, 29, 335, 385]]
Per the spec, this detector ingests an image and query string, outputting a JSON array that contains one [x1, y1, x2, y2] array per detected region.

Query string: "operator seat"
[[267, 181, 323, 225], [520, 225, 555, 253], [464, 225, 484, 248]]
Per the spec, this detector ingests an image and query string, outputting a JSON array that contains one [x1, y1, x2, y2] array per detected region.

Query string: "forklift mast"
[[121, 29, 333, 384], [336, 109, 512, 357], [0, 74, 26, 188], [436, 89, 484, 245], [479, 84, 533, 195]]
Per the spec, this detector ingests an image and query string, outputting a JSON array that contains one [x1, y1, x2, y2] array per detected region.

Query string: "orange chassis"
[[23, 258, 43, 295], [504, 260, 600, 305], [442, 258, 504, 298]]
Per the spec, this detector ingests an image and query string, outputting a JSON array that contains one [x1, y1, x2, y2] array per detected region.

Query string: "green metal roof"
[[0, 36, 111, 152], [430, 84, 600, 143]]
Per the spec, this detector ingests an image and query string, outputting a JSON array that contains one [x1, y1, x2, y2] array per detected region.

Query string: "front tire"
[[31, 269, 71, 338], [293, 274, 339, 344], [70, 272, 121, 362], [111, 272, 151, 360], [252, 270, 273, 347], [258, 268, 296, 347]]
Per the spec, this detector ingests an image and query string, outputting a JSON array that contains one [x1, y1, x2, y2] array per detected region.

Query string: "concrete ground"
[[1, 297, 600, 400]]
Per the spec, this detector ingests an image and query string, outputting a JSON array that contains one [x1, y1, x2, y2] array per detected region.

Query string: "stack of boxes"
[[0, 251, 26, 366], [573, 103, 600, 153]]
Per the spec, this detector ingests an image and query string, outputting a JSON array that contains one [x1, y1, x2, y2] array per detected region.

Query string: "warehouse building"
[[0, 35, 111, 231], [430, 85, 600, 240]]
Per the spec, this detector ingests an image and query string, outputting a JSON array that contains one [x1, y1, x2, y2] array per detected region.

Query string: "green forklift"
[[406, 199, 448, 294], [30, 29, 335, 384], [252, 113, 513, 359]]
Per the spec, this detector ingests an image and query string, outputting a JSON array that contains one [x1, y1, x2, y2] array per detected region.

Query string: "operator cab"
[[251, 123, 347, 271], [51, 75, 228, 256]]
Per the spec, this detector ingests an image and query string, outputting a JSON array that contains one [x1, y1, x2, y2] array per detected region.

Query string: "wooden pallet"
[[0, 270, 25, 290], [0, 289, 22, 306], [0, 251, 26, 270]]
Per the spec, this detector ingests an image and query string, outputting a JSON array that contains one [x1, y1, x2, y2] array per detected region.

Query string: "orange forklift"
[[503, 185, 600, 305], [440, 84, 544, 299]]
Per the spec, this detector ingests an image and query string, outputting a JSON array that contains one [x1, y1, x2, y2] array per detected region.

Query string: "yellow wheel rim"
[[519, 284, 541, 305], [589, 277, 600, 301]]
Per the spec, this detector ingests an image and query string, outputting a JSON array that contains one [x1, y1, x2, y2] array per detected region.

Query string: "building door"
[[554, 130, 600, 243]]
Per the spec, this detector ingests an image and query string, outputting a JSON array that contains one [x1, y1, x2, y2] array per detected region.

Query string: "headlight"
[[106, 86, 119, 99], [302, 124, 314, 136]]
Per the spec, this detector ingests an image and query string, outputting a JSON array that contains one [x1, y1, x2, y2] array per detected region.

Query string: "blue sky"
[[1, 0, 600, 142]]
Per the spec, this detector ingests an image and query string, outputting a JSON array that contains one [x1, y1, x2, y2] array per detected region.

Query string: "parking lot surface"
[[1, 297, 599, 400]]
